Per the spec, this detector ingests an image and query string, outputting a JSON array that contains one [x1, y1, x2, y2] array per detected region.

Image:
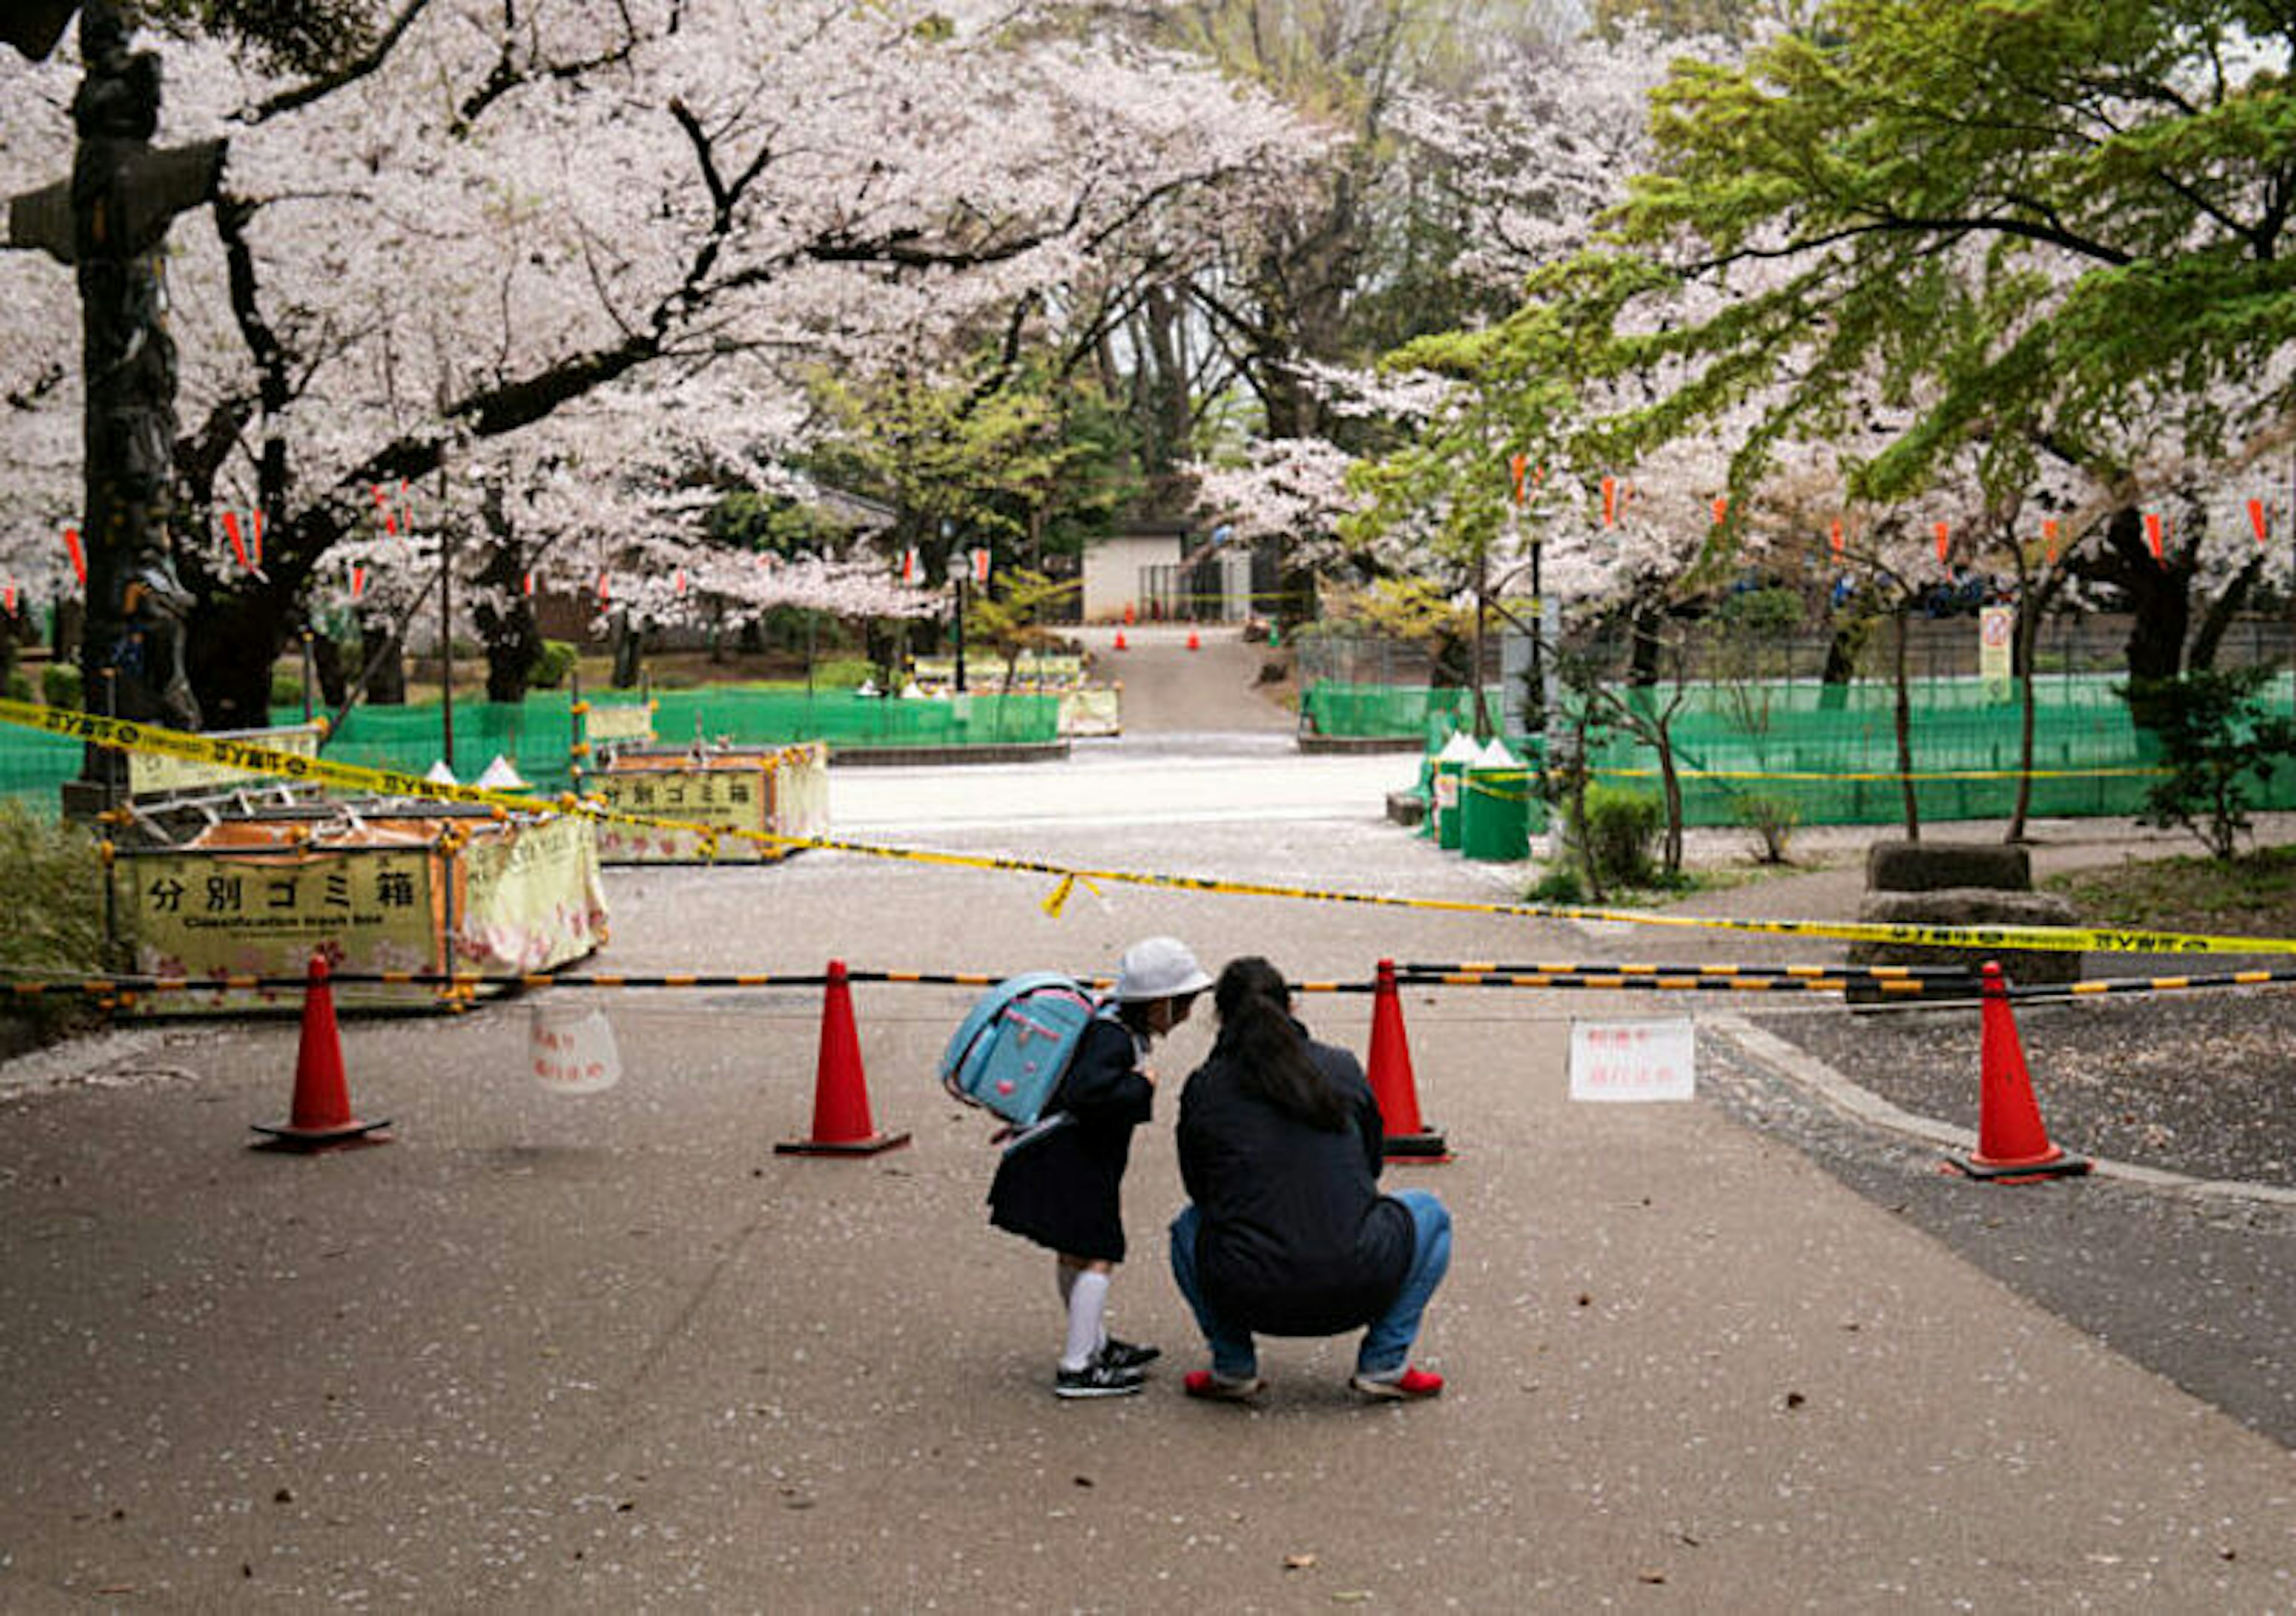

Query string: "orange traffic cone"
[[1947, 962, 2089, 1182], [1113, 630, 1128, 651], [251, 953, 390, 1152], [1185, 630, 1200, 651], [776, 960, 911, 1157], [1366, 959, 1448, 1162]]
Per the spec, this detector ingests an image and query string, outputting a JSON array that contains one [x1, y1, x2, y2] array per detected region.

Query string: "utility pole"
[[438, 466, 455, 776]]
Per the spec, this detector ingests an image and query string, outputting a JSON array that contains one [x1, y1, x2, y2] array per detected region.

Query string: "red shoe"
[[1350, 1365, 1443, 1401], [1183, 1368, 1265, 1403]]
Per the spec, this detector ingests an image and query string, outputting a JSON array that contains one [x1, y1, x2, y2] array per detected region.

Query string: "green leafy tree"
[[2127, 667, 2296, 861], [1531, 0, 2296, 683], [963, 568, 1078, 688]]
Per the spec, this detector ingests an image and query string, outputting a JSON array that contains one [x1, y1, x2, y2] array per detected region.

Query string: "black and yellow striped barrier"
[[10, 961, 2295, 1007], [9, 697, 2296, 961]]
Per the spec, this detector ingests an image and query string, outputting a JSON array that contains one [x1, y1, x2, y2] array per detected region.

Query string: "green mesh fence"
[[0, 687, 1061, 813], [1302, 682, 1477, 740], [1366, 673, 2296, 828], [0, 725, 84, 817]]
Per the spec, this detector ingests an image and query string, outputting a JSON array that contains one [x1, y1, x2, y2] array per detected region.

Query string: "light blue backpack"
[[940, 972, 1112, 1128]]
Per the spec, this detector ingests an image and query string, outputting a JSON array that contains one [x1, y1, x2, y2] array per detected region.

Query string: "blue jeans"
[[1168, 1190, 1452, 1380]]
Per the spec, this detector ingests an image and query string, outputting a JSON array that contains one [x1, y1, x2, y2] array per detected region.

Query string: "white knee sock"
[[1061, 1271, 1110, 1372]]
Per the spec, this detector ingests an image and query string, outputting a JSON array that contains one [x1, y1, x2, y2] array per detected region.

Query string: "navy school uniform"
[[987, 1015, 1154, 1262]]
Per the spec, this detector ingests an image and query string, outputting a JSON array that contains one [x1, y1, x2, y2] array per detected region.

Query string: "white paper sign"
[[1569, 1019, 1696, 1103], [530, 1002, 621, 1095]]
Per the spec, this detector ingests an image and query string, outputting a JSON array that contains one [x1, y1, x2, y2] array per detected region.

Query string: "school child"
[[988, 936, 1210, 1397]]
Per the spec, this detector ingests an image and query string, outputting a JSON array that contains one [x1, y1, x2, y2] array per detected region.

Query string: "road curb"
[[1708, 1013, 2296, 1209]]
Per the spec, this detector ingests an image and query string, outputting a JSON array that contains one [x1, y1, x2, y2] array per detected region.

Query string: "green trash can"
[[1461, 764, 1530, 861], [1430, 733, 1477, 849], [1434, 760, 1467, 849]]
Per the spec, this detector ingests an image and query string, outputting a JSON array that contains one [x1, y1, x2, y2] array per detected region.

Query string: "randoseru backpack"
[[939, 972, 1112, 1127]]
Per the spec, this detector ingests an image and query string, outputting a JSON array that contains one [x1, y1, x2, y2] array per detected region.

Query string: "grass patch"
[[2044, 844, 2296, 937], [0, 802, 109, 1045]]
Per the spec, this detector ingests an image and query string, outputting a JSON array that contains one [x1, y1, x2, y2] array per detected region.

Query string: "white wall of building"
[[1081, 534, 1183, 622]]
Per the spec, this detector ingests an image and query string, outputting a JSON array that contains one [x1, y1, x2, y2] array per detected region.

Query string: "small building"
[[1080, 522, 1190, 623]]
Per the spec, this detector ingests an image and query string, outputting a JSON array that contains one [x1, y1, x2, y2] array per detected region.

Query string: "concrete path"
[[3, 812, 2292, 1610], [1, 633, 2291, 1608]]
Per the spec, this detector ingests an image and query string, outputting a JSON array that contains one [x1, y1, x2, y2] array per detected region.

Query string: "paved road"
[[2, 639, 2292, 1609]]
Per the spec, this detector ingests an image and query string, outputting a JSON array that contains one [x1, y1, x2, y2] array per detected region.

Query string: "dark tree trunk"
[[472, 484, 541, 703], [358, 609, 407, 706], [610, 612, 644, 688], [50, 596, 81, 663], [1893, 606, 1919, 842], [1819, 612, 1868, 708], [181, 586, 291, 729], [2077, 505, 2191, 734], [310, 630, 350, 708], [1628, 603, 1662, 687]]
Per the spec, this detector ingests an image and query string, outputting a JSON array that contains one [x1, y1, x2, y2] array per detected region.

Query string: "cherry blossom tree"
[[0, 0, 1316, 727]]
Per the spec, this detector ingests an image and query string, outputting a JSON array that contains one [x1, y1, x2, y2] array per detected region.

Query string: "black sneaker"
[[1054, 1359, 1147, 1399], [1098, 1336, 1161, 1373]]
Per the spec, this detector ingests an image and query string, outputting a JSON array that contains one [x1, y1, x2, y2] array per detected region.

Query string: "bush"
[[530, 639, 579, 690], [0, 803, 109, 1046], [1528, 864, 1587, 905], [814, 656, 878, 689], [2125, 668, 2296, 859], [41, 663, 80, 709], [270, 670, 304, 708], [1583, 785, 1662, 887], [1733, 792, 1800, 864], [4, 669, 30, 703]]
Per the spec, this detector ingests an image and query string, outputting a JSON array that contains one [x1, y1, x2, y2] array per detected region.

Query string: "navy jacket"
[[1176, 1026, 1412, 1336]]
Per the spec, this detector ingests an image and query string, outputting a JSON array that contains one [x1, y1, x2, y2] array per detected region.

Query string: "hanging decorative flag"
[[1711, 495, 1729, 526], [372, 484, 389, 511], [970, 547, 991, 585], [674, 568, 688, 596], [522, 569, 536, 597], [251, 510, 263, 569], [2144, 511, 2164, 559], [350, 564, 367, 600], [223, 511, 251, 572], [1829, 517, 1845, 558], [2249, 498, 2269, 545], [383, 513, 398, 537], [3, 580, 16, 614], [1934, 520, 1950, 562], [596, 572, 611, 603], [2042, 518, 2060, 565], [900, 547, 919, 584], [1601, 476, 1617, 528], [63, 526, 84, 588], [1509, 452, 1528, 505]]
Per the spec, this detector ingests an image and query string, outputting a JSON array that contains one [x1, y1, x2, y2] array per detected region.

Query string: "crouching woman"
[[1169, 956, 1452, 1402]]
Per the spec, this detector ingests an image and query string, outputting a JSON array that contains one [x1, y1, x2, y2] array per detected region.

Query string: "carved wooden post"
[[7, 2, 222, 808]]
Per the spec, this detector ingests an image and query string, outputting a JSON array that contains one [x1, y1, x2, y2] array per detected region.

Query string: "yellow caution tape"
[[5, 698, 2291, 959]]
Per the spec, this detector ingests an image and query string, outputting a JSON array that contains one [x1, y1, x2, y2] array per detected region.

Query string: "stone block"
[[1865, 839, 2032, 894], [1846, 886, 2084, 986]]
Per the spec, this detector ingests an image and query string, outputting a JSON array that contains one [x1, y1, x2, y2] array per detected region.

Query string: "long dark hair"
[[1214, 957, 1348, 1132]]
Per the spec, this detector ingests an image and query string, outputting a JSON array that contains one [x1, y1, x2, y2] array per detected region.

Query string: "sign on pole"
[[1979, 605, 2014, 703]]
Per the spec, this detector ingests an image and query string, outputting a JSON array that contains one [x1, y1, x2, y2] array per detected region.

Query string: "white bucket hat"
[[1112, 936, 1212, 1002]]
